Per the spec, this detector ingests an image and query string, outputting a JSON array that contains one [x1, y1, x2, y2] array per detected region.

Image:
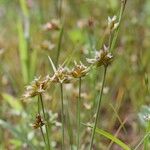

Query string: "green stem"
[[39, 94, 51, 150], [58, 0, 62, 19], [38, 97, 47, 147], [144, 121, 150, 150], [60, 83, 65, 149], [40, 126, 47, 147], [55, 27, 64, 68], [110, 0, 127, 52], [89, 67, 107, 150], [77, 77, 81, 150]]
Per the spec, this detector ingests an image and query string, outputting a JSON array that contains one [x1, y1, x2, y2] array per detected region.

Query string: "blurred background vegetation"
[[0, 0, 150, 149]]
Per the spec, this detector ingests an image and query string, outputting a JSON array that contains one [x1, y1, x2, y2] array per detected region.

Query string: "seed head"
[[108, 16, 119, 32], [86, 45, 113, 67], [70, 61, 90, 78], [32, 114, 45, 129], [22, 75, 50, 99], [50, 66, 72, 84]]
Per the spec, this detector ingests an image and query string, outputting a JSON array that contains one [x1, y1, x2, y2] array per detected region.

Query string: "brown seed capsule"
[[86, 45, 113, 67], [50, 66, 72, 84], [32, 114, 45, 129], [22, 75, 50, 99], [70, 61, 90, 78]]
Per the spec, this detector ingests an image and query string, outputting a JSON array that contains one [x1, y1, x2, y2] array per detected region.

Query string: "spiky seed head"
[[22, 75, 50, 99], [70, 61, 90, 78], [50, 66, 72, 84], [86, 45, 113, 67]]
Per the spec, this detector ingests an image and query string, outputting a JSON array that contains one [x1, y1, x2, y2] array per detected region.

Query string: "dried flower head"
[[107, 16, 119, 32], [22, 75, 50, 99], [86, 45, 113, 67], [32, 114, 45, 129], [50, 66, 72, 84], [70, 61, 90, 78]]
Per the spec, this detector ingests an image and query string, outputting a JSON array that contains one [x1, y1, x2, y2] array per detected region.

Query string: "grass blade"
[[17, 20, 29, 84], [55, 26, 64, 68], [83, 124, 131, 150]]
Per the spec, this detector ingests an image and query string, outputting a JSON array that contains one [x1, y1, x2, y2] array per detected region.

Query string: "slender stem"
[[108, 32, 112, 49], [144, 121, 150, 150], [89, 67, 107, 150], [40, 126, 47, 147], [38, 97, 47, 147], [55, 27, 64, 68], [60, 83, 64, 149], [77, 77, 81, 150], [110, 0, 127, 52], [39, 94, 51, 150], [58, 0, 62, 19]]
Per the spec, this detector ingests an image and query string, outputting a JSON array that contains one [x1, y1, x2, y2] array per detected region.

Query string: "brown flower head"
[[22, 75, 50, 99], [86, 45, 113, 67], [32, 114, 45, 129], [70, 61, 90, 78], [48, 56, 72, 84], [50, 66, 72, 84]]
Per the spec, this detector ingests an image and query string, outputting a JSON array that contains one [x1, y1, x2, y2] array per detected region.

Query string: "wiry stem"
[[55, 27, 64, 68], [39, 94, 51, 150], [77, 77, 81, 149], [110, 0, 127, 52], [58, 0, 62, 19], [60, 83, 65, 149], [38, 97, 47, 147], [89, 67, 107, 150]]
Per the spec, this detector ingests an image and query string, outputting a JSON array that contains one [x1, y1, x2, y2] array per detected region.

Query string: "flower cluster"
[[107, 16, 119, 33], [50, 66, 72, 84], [86, 45, 113, 67], [32, 114, 45, 129], [22, 75, 50, 99], [70, 61, 89, 78]]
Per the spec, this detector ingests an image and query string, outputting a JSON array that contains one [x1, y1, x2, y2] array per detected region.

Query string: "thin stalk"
[[89, 67, 107, 150], [110, 0, 127, 52], [38, 97, 47, 147], [39, 94, 51, 150], [60, 83, 64, 149], [77, 77, 81, 149], [108, 32, 112, 49], [144, 121, 150, 150], [55, 27, 64, 68], [58, 0, 63, 19], [40, 126, 47, 147]]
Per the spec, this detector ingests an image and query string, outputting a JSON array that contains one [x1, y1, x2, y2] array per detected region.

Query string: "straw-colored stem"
[[89, 67, 107, 150]]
